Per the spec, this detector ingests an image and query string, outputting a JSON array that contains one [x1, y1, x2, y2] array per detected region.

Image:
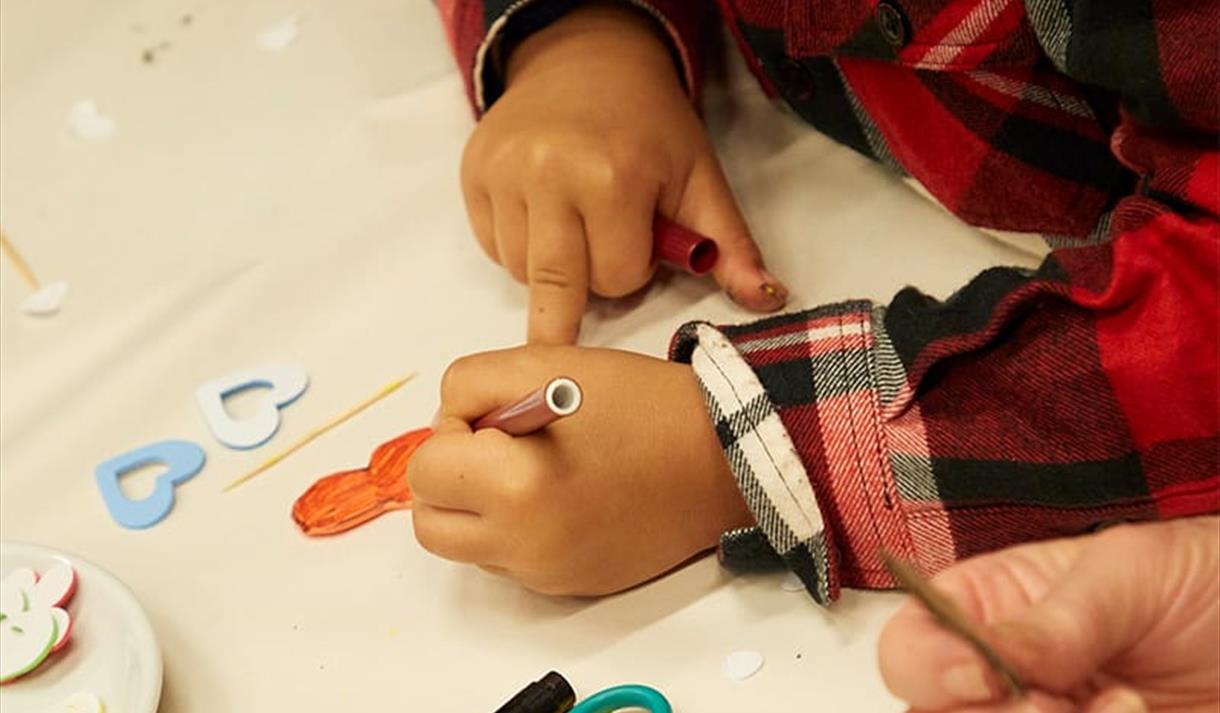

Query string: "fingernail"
[[757, 269, 789, 307], [941, 664, 993, 703], [1093, 690, 1148, 713]]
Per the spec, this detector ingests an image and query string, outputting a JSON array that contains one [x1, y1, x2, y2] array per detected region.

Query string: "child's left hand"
[[407, 345, 754, 595]]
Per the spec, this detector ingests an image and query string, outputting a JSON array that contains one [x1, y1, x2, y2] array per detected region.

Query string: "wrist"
[[506, 2, 679, 88], [671, 362, 755, 549]]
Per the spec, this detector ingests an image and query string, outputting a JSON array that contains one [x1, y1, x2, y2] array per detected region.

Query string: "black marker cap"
[[493, 671, 576, 713]]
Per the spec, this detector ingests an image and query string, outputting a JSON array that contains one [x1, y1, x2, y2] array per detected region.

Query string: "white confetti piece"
[[68, 101, 116, 140], [22, 281, 69, 316], [258, 15, 300, 51], [42, 692, 104, 713], [722, 650, 765, 681], [781, 572, 805, 592]]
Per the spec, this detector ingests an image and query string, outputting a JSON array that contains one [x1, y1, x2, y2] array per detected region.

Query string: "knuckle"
[[523, 577, 573, 597], [460, 131, 489, 182], [411, 512, 445, 557], [440, 356, 475, 403], [500, 470, 545, 512], [522, 138, 580, 189], [590, 257, 651, 298], [529, 263, 577, 292]]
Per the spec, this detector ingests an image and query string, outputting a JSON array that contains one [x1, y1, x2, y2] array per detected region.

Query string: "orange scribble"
[[291, 427, 433, 536]]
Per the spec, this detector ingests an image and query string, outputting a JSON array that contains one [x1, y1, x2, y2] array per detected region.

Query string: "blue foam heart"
[[95, 440, 207, 529]]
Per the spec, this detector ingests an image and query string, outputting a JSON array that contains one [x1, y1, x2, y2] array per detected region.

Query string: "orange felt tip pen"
[[473, 377, 583, 436]]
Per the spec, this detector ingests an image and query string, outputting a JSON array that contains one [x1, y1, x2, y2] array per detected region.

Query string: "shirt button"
[[774, 57, 816, 102], [876, 1, 909, 48]]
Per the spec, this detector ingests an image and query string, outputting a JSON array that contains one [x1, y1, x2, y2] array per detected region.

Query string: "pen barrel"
[[653, 216, 719, 275], [474, 378, 582, 436]]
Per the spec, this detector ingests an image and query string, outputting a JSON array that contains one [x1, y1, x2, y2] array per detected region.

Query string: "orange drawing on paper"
[[291, 427, 433, 536]]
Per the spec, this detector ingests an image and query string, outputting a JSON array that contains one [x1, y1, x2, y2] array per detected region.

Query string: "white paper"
[[258, 15, 300, 51], [68, 101, 116, 140], [722, 650, 765, 681], [22, 281, 69, 316]]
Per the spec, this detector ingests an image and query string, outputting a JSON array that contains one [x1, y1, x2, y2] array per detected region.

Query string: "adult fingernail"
[[1093, 689, 1148, 713], [941, 664, 993, 703], [756, 269, 788, 308]]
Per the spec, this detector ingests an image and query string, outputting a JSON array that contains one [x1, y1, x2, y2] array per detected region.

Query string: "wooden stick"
[[222, 372, 418, 493], [880, 550, 1026, 698], [0, 229, 41, 290]]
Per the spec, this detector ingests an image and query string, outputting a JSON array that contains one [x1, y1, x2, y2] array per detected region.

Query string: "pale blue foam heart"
[[94, 440, 206, 529]]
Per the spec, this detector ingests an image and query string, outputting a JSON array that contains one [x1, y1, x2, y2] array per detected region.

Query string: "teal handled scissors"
[[570, 684, 672, 713], [494, 672, 671, 713]]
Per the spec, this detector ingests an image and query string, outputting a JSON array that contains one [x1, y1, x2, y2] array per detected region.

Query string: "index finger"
[[526, 199, 588, 345]]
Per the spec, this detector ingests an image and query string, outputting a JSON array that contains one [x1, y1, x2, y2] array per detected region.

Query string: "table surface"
[[0, 1, 1047, 709]]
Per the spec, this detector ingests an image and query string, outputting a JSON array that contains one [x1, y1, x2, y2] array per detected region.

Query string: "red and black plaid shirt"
[[437, 0, 1220, 603]]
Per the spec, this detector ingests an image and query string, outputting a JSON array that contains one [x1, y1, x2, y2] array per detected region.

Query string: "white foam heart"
[[68, 101, 116, 140], [196, 364, 308, 448], [22, 281, 69, 316]]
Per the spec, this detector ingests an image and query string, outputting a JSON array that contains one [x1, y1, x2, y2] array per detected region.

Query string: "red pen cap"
[[653, 215, 719, 275]]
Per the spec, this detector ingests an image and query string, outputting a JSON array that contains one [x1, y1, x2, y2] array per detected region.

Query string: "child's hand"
[[878, 516, 1220, 712], [461, 3, 787, 345], [407, 345, 754, 595]]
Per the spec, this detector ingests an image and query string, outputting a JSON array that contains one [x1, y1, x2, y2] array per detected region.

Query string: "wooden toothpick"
[[0, 229, 41, 290], [880, 550, 1026, 698], [222, 372, 418, 493]]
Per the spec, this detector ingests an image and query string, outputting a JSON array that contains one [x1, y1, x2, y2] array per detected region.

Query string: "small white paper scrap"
[[42, 692, 104, 713], [723, 650, 765, 681], [258, 15, 300, 51], [68, 101, 116, 140], [22, 281, 69, 316], [781, 572, 805, 592]]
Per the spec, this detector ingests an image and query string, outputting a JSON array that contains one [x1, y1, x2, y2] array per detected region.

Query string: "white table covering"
[[0, 1, 1045, 709]]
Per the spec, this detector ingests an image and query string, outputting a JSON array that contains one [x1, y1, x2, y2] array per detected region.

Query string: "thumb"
[[671, 157, 788, 311], [991, 533, 1155, 695], [878, 530, 1155, 710]]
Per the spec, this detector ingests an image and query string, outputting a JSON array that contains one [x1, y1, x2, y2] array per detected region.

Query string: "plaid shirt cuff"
[[671, 321, 840, 604], [470, 0, 701, 114]]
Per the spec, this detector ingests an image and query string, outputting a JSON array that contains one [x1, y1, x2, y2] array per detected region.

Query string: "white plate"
[[0, 543, 161, 712]]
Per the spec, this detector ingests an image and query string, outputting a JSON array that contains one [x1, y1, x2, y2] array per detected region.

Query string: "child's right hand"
[[460, 2, 788, 344]]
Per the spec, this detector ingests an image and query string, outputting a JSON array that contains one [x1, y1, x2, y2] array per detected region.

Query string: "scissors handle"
[[569, 684, 672, 713]]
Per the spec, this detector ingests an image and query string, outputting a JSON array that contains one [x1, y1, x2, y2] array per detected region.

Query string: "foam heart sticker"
[[196, 364, 308, 449], [95, 440, 207, 529]]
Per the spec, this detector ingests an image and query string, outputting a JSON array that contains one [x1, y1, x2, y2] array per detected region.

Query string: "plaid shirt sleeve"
[[672, 1, 1220, 605], [433, 0, 707, 115]]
